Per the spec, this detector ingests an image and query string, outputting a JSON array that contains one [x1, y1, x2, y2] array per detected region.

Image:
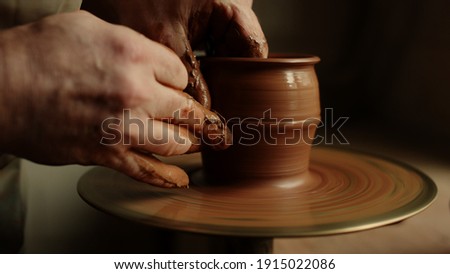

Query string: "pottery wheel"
[[78, 147, 437, 237]]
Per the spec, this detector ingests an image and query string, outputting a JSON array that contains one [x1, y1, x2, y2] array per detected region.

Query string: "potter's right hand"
[[0, 11, 228, 188]]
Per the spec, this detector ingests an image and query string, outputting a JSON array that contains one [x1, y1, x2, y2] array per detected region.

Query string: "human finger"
[[123, 150, 190, 188], [122, 112, 201, 155], [147, 40, 189, 91], [209, 1, 269, 57], [180, 38, 211, 109], [125, 31, 189, 91], [155, 24, 211, 109], [138, 81, 231, 151]]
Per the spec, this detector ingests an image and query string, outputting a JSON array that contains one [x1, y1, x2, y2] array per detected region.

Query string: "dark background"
[[253, 0, 450, 155]]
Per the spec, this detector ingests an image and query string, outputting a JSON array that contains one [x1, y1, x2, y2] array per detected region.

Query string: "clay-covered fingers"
[[139, 85, 231, 151], [180, 40, 211, 109], [102, 110, 194, 188], [119, 110, 200, 156], [209, 0, 269, 57], [108, 103, 229, 188], [170, 93, 231, 151], [157, 26, 211, 109], [111, 31, 219, 149], [124, 151, 189, 188]]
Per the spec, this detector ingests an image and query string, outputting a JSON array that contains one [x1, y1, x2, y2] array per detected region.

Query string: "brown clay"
[[200, 56, 321, 184]]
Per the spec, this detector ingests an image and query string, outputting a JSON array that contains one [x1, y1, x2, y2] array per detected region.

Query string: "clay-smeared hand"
[[83, 0, 269, 109], [0, 11, 230, 188]]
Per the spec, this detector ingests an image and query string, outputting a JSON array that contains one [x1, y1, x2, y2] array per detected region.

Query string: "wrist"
[[0, 26, 33, 154]]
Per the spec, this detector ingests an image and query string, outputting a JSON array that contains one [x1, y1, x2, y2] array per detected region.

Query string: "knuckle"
[[112, 73, 147, 107], [108, 29, 145, 63], [114, 41, 139, 62]]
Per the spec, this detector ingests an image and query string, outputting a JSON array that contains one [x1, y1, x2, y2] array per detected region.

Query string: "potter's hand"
[[83, 0, 269, 109], [0, 11, 228, 188]]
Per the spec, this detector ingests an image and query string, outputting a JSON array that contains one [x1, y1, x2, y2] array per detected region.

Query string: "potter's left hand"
[[83, 0, 269, 109]]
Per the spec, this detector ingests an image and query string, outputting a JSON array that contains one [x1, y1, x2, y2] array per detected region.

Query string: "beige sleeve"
[[0, 0, 83, 29]]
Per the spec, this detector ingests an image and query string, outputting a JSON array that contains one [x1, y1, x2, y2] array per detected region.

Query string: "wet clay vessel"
[[199, 55, 320, 186]]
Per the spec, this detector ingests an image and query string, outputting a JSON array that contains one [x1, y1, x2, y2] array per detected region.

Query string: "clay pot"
[[200, 55, 321, 186]]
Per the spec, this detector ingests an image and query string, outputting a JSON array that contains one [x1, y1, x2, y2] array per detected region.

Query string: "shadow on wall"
[[253, 0, 450, 152]]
